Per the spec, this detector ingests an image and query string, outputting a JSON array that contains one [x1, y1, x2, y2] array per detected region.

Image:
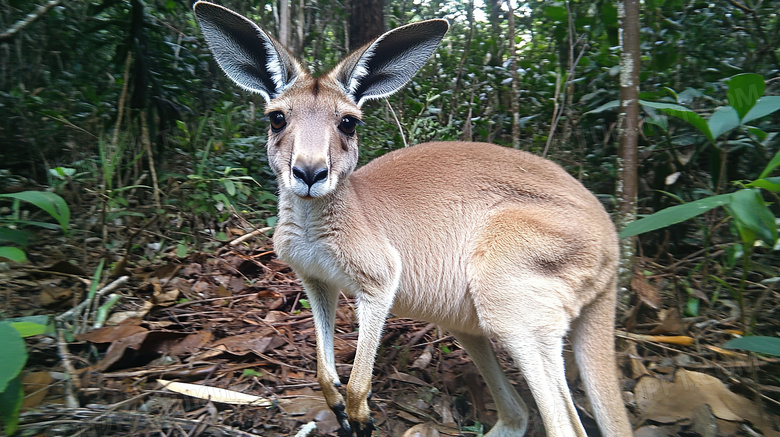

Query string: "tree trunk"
[[617, 0, 641, 300], [348, 0, 384, 51], [279, 0, 290, 48], [506, 0, 520, 149]]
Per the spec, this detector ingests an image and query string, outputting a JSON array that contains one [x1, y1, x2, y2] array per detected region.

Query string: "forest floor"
[[2, 211, 780, 437]]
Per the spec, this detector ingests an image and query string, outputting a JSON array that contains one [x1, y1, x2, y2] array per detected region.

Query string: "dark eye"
[[338, 116, 360, 136], [269, 111, 287, 132]]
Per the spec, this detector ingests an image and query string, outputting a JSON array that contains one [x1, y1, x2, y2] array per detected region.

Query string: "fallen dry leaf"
[[401, 423, 441, 437], [158, 379, 272, 406], [632, 270, 661, 309], [635, 368, 776, 434], [22, 371, 53, 409]]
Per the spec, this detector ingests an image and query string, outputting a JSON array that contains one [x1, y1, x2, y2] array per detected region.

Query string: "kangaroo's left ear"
[[330, 19, 449, 107]]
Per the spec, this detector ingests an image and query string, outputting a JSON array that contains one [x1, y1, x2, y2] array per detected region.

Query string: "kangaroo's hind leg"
[[451, 330, 529, 436]]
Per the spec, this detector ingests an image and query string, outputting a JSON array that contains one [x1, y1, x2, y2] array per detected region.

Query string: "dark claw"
[[352, 418, 375, 437], [332, 403, 353, 437]]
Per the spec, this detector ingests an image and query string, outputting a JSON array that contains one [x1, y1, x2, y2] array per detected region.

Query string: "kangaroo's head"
[[193, 1, 448, 199]]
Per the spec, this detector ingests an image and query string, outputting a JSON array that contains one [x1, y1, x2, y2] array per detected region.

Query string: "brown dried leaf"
[[105, 301, 154, 325], [635, 368, 774, 432], [211, 331, 285, 356], [389, 370, 430, 387], [401, 423, 441, 437], [76, 322, 147, 343], [22, 371, 53, 409], [410, 346, 433, 370], [167, 330, 214, 357], [649, 308, 683, 335], [631, 270, 661, 309]]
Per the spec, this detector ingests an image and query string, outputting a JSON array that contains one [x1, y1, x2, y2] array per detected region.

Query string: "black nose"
[[292, 165, 328, 188]]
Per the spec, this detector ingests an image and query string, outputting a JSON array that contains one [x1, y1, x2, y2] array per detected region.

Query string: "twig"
[[140, 111, 161, 209], [0, 0, 62, 42], [56, 328, 80, 408], [229, 227, 272, 246], [385, 98, 408, 148], [294, 421, 318, 437], [56, 276, 129, 325]]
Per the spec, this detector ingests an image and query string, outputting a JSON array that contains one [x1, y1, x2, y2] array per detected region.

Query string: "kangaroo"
[[193, 3, 633, 436]]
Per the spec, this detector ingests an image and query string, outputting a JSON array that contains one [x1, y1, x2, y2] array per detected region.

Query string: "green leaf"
[[726, 73, 765, 120], [707, 106, 740, 139], [11, 322, 48, 337], [742, 96, 780, 124], [0, 191, 70, 234], [620, 193, 733, 238], [747, 177, 780, 192], [638, 100, 713, 141], [0, 246, 27, 263], [585, 100, 619, 114], [758, 149, 780, 179], [223, 179, 236, 196], [746, 126, 768, 141], [727, 189, 777, 246], [88, 259, 105, 300], [6, 315, 52, 337], [0, 322, 27, 393], [0, 228, 31, 246], [724, 336, 780, 356], [544, 5, 567, 21], [242, 369, 262, 377], [0, 374, 23, 435]]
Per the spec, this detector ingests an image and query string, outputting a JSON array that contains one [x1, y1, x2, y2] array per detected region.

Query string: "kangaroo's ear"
[[193, 1, 304, 102], [330, 19, 449, 107]]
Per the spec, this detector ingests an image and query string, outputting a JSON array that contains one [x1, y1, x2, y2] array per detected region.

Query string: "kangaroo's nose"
[[292, 165, 328, 188]]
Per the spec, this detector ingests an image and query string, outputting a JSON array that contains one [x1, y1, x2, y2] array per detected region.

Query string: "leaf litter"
[[1, 223, 779, 436]]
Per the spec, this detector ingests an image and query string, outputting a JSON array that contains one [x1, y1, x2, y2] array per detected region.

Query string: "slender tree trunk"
[[505, 0, 520, 149], [449, 0, 474, 125], [348, 0, 384, 50], [296, 0, 305, 55], [617, 0, 641, 300], [279, 0, 290, 47]]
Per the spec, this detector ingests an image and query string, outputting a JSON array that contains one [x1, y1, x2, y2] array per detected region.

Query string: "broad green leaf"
[[724, 336, 780, 356], [638, 100, 713, 141], [620, 193, 732, 238], [0, 323, 27, 392], [726, 73, 765, 120], [6, 316, 52, 337], [746, 126, 768, 141], [0, 246, 27, 263], [742, 96, 780, 124], [223, 179, 236, 196], [0, 374, 23, 435], [585, 100, 620, 114], [747, 177, 780, 192], [758, 149, 780, 179], [0, 191, 70, 234], [707, 106, 740, 139], [727, 189, 777, 246], [0, 228, 31, 246]]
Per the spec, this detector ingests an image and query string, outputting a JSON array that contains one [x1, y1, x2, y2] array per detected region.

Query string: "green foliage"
[[724, 336, 780, 357], [621, 151, 780, 247], [0, 318, 44, 435], [0, 190, 72, 263], [0, 316, 51, 434]]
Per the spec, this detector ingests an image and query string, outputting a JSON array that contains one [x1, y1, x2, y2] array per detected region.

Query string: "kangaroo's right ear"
[[193, 1, 304, 102]]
